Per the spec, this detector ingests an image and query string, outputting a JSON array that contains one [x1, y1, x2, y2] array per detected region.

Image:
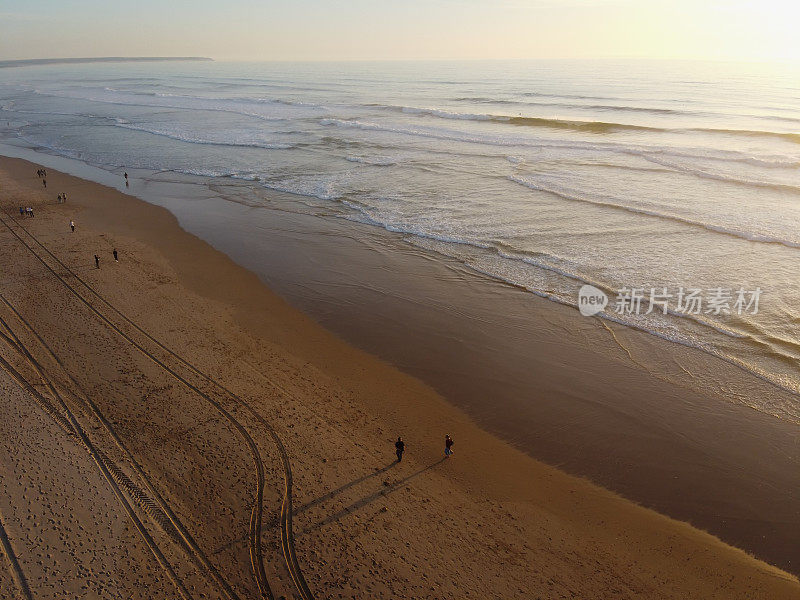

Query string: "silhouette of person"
[[395, 437, 405, 462]]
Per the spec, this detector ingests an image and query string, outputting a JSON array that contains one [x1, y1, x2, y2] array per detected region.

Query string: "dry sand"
[[0, 155, 797, 599]]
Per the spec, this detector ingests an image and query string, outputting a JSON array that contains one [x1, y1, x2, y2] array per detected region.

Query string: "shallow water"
[[2, 59, 800, 421]]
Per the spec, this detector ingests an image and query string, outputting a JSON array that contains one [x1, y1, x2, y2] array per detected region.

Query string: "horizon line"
[[2, 56, 799, 67], [0, 56, 214, 68]]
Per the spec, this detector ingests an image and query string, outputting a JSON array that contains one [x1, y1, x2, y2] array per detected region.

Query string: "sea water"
[[2, 59, 799, 420]]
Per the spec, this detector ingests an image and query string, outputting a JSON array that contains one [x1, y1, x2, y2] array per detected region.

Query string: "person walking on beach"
[[445, 434, 454, 457], [42, 178, 46, 188], [70, 220, 75, 232], [113, 248, 118, 262], [395, 437, 405, 462], [94, 254, 100, 269], [19, 207, 23, 217], [57, 193, 62, 203]]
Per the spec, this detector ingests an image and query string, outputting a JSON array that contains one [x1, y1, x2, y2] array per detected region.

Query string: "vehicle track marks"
[[0, 318, 194, 600], [1, 210, 314, 599], [8, 212, 315, 600], [0, 512, 32, 600], [0, 294, 242, 600]]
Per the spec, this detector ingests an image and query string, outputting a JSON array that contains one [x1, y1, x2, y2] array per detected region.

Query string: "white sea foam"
[[508, 174, 800, 249], [636, 154, 800, 192], [345, 155, 397, 166], [112, 120, 294, 150], [31, 88, 325, 122], [5, 62, 800, 411]]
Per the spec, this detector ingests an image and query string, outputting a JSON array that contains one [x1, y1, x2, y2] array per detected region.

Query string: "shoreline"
[[5, 145, 799, 573], [1, 153, 798, 597], [169, 186, 800, 573]]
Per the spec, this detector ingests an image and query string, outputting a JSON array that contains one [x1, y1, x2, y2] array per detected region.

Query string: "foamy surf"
[[3, 59, 800, 421]]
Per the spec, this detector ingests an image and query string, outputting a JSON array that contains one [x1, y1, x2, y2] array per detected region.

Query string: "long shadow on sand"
[[301, 458, 447, 533], [295, 460, 397, 516], [211, 461, 403, 555], [213, 459, 445, 552]]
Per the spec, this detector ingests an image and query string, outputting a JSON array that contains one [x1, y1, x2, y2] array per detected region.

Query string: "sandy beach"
[[155, 168, 800, 575], [0, 154, 798, 599]]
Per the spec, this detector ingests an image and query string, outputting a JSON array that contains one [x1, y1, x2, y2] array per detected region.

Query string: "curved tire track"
[[1, 210, 314, 599], [0, 326, 194, 600], [0, 295, 242, 600]]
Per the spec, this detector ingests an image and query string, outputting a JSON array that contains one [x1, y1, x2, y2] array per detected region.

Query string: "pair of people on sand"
[[93, 249, 119, 268], [394, 434, 454, 462], [57, 193, 67, 203]]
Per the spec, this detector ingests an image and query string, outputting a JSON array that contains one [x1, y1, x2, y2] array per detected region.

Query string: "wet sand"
[[149, 170, 800, 574], [0, 154, 798, 598]]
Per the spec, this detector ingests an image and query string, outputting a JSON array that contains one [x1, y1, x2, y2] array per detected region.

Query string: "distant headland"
[[0, 57, 213, 68]]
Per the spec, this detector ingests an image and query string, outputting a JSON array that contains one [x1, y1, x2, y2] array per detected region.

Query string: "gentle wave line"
[[509, 174, 800, 249]]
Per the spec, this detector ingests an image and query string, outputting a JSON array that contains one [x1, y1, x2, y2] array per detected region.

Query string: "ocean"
[[2, 59, 800, 423]]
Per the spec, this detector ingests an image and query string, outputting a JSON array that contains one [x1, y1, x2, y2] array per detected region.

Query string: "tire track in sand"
[[0, 320, 194, 600], [0, 295, 242, 600], [1, 210, 314, 599], [0, 511, 32, 600]]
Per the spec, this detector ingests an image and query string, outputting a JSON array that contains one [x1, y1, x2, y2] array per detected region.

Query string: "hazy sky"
[[1, 0, 798, 62]]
